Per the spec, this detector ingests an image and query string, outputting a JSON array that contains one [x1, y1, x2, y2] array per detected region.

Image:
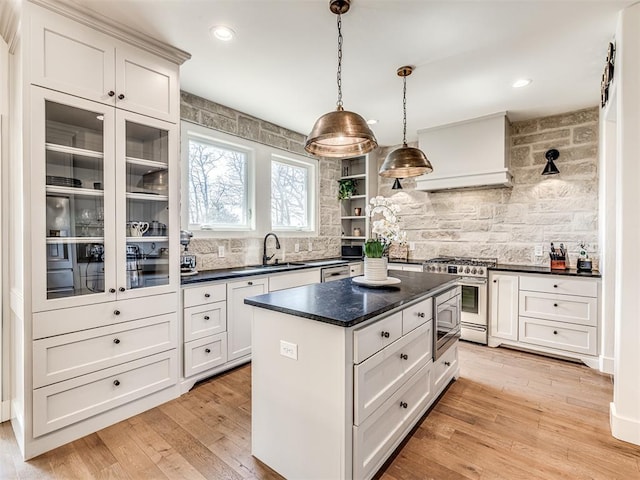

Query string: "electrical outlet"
[[534, 245, 543, 256], [218, 245, 225, 257], [409, 242, 416, 251], [280, 340, 298, 360], [294, 243, 300, 253], [308, 241, 312, 252]]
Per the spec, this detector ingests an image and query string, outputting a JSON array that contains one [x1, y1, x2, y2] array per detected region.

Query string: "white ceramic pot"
[[364, 257, 388, 281]]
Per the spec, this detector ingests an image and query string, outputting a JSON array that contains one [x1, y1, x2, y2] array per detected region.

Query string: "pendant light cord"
[[402, 75, 408, 146], [336, 13, 343, 109]]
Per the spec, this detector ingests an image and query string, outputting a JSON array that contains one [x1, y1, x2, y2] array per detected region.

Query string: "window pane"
[[271, 159, 309, 228], [188, 138, 249, 228]]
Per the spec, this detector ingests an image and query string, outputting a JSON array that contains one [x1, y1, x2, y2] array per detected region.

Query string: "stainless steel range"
[[424, 257, 497, 345]]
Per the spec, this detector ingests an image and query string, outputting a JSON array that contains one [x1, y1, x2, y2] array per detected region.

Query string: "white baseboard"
[[1, 399, 9, 422], [610, 402, 640, 446], [599, 355, 614, 374]]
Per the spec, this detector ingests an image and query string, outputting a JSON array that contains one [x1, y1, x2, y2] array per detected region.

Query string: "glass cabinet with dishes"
[[31, 86, 178, 312]]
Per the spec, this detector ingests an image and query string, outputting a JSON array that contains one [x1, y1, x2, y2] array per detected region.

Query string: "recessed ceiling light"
[[367, 119, 378, 125], [210, 25, 236, 42], [512, 78, 532, 88]]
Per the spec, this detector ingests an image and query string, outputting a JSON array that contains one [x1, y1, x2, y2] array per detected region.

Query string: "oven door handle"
[[458, 278, 487, 286], [461, 322, 487, 332]]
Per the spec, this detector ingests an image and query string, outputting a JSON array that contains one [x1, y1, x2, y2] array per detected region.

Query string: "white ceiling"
[[75, 0, 631, 145]]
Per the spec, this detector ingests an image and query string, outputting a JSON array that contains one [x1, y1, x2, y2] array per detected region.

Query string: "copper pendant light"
[[379, 66, 433, 178], [305, 0, 378, 158]]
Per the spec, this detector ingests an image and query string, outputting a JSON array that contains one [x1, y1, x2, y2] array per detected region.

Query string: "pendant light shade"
[[542, 148, 560, 175], [379, 66, 432, 178], [305, 0, 378, 158]]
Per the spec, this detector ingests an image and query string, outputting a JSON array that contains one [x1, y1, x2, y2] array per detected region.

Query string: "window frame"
[[270, 153, 316, 233]]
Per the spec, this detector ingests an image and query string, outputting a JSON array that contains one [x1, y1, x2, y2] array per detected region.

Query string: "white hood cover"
[[415, 113, 512, 191]]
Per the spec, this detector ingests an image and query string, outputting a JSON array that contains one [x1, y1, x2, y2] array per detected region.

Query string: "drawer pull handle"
[[381, 331, 390, 338], [553, 303, 558, 307], [114, 310, 121, 316], [417, 312, 425, 318], [400, 353, 408, 360], [444, 361, 451, 366], [400, 401, 408, 409], [248, 281, 253, 285], [108, 90, 115, 97], [119, 287, 125, 292], [553, 284, 558, 288], [204, 315, 210, 320], [204, 293, 211, 298], [113, 338, 120, 344], [109, 288, 116, 293], [113, 380, 120, 387], [205, 348, 211, 354], [493, 280, 497, 283], [553, 330, 558, 335], [118, 93, 125, 100]]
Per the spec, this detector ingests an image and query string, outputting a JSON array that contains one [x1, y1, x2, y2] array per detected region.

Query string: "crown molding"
[[0, 0, 20, 53], [29, 0, 191, 65]]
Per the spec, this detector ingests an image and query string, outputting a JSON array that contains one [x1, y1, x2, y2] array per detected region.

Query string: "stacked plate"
[[46, 176, 82, 188]]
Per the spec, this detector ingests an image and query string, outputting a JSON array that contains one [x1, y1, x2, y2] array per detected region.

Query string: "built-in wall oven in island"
[[433, 286, 461, 359]]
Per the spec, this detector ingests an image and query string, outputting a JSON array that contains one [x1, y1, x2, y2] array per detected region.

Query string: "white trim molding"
[[1, 399, 9, 422], [0, 0, 20, 53], [611, 402, 640, 445]]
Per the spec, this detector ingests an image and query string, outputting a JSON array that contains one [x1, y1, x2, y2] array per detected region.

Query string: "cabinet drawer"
[[33, 350, 177, 437], [434, 342, 459, 394], [184, 333, 228, 378], [519, 317, 597, 356], [353, 312, 402, 364], [184, 301, 226, 342], [33, 313, 176, 388], [353, 362, 433, 480], [269, 269, 320, 292], [519, 275, 597, 298], [519, 291, 597, 326], [33, 292, 177, 339], [402, 297, 432, 334], [183, 283, 226, 308], [354, 321, 432, 425]]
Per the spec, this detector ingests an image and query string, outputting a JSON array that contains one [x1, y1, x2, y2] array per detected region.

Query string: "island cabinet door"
[[227, 277, 267, 361]]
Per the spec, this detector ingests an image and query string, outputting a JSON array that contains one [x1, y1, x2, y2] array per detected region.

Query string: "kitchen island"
[[245, 271, 460, 480]]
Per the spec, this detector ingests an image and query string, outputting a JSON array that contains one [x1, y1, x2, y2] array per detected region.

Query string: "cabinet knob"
[[417, 312, 425, 318], [553, 330, 558, 335], [205, 348, 211, 354], [119, 287, 125, 292], [400, 401, 408, 409], [114, 310, 121, 316], [204, 293, 211, 298], [400, 353, 408, 360], [204, 315, 210, 320], [444, 361, 451, 367], [381, 331, 390, 338], [553, 284, 558, 288], [248, 281, 253, 285], [553, 303, 558, 307], [113, 338, 120, 344], [493, 280, 497, 283], [113, 379, 120, 386], [109, 288, 116, 293], [107, 90, 115, 97], [117, 93, 125, 100]]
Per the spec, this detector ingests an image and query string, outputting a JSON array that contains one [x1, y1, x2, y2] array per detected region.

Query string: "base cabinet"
[[227, 278, 267, 361]]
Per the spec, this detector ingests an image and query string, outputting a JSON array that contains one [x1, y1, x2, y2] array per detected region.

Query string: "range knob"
[[471, 268, 477, 274], [478, 268, 484, 275], [464, 267, 470, 273]]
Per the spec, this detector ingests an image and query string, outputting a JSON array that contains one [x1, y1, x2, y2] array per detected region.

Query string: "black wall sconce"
[[542, 149, 560, 175]]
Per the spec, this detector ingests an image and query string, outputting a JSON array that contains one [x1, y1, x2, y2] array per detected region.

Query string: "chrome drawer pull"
[[248, 281, 253, 285], [444, 361, 451, 366], [417, 312, 425, 318], [204, 293, 211, 298], [381, 331, 390, 338], [204, 316, 210, 320], [205, 348, 211, 354], [114, 310, 121, 316], [113, 338, 120, 344], [113, 379, 120, 387], [400, 401, 408, 409], [400, 353, 408, 360]]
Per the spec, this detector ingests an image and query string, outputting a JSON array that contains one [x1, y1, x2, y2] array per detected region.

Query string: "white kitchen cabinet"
[[268, 268, 320, 292], [227, 277, 267, 361], [402, 297, 432, 334], [29, 3, 183, 122], [489, 272, 519, 341], [388, 262, 424, 272], [183, 333, 228, 377], [349, 261, 363, 277], [353, 312, 403, 364]]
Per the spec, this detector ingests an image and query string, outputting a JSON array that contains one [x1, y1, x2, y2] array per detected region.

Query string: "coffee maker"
[[180, 230, 198, 276]]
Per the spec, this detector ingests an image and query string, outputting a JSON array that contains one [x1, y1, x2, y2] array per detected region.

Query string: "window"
[[271, 155, 315, 231], [186, 133, 253, 230]]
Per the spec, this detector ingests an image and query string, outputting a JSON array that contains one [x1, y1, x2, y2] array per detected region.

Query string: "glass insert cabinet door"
[[119, 115, 171, 292], [42, 96, 113, 303]]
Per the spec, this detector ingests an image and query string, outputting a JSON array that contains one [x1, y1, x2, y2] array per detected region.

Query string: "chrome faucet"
[[262, 232, 281, 265]]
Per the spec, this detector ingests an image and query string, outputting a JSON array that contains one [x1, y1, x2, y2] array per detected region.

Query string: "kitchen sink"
[[229, 262, 307, 274]]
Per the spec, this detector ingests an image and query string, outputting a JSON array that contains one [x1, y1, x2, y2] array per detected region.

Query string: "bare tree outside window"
[[188, 138, 249, 227], [271, 159, 308, 228]]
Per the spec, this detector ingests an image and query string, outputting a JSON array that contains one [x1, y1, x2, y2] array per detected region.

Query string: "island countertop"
[[244, 271, 459, 327]]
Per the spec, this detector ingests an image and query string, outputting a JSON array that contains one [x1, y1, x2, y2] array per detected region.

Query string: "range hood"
[[415, 112, 513, 191]]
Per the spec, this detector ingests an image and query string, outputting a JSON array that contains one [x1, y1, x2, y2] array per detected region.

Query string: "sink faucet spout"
[[262, 232, 281, 266]]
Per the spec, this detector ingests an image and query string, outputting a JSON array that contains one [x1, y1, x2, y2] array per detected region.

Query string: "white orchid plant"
[[364, 196, 407, 258]]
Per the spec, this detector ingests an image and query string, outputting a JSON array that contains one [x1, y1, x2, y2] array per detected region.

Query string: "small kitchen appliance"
[[424, 256, 497, 345], [180, 230, 198, 276], [126, 244, 143, 289]]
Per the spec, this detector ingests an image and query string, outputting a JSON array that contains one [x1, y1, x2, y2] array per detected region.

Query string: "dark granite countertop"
[[490, 264, 601, 278], [181, 258, 350, 285], [244, 271, 459, 327]]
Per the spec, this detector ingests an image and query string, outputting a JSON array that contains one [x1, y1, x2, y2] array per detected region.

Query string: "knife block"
[[550, 259, 567, 270]]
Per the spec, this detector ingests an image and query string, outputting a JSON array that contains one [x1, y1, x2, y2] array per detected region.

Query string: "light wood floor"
[[2, 343, 639, 479]]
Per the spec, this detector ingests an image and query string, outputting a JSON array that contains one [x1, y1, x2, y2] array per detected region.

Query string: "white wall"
[[0, 35, 8, 423]]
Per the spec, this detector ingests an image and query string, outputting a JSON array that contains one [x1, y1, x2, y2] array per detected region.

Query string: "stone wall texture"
[[374, 107, 600, 267], [181, 92, 341, 269]]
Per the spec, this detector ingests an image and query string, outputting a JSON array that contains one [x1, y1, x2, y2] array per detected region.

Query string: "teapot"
[[127, 221, 149, 237]]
